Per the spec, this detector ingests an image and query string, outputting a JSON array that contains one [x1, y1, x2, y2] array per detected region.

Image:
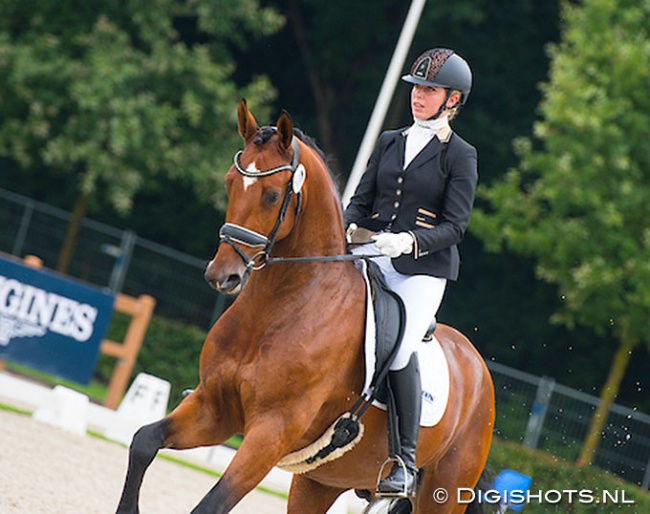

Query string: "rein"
[[265, 245, 381, 265]]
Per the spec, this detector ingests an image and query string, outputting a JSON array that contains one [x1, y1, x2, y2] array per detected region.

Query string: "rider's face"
[[410, 85, 458, 120]]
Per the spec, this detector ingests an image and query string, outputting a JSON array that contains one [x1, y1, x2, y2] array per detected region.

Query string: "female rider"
[[344, 48, 477, 497]]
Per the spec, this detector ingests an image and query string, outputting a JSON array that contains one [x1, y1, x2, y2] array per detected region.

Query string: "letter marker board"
[[0, 255, 114, 384]]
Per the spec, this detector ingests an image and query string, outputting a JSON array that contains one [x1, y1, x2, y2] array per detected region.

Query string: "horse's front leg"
[[189, 416, 296, 514], [115, 387, 230, 514], [115, 419, 169, 514]]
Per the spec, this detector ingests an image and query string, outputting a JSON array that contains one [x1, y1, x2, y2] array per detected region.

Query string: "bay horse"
[[115, 99, 495, 514]]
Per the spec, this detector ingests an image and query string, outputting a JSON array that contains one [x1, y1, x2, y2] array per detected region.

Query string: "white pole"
[[341, 0, 427, 207]]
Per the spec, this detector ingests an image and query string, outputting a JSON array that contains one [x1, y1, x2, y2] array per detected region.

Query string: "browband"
[[233, 138, 300, 177]]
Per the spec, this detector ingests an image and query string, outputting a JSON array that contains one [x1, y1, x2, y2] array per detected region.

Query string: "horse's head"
[[205, 99, 309, 295]]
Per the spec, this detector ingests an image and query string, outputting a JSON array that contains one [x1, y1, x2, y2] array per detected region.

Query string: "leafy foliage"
[[0, 0, 283, 213], [471, 0, 650, 463], [472, 0, 650, 346], [0, 1, 647, 412]]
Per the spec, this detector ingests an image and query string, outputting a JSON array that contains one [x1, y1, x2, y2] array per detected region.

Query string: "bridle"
[[218, 134, 380, 277], [218, 137, 304, 274]]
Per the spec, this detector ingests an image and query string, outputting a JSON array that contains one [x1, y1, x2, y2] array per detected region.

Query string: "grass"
[[2, 362, 244, 453], [488, 437, 650, 513], [3, 361, 109, 403], [154, 453, 288, 501], [0, 403, 30, 416]]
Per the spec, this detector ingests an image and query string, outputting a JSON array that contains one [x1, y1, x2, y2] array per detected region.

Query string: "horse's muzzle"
[[204, 258, 247, 295]]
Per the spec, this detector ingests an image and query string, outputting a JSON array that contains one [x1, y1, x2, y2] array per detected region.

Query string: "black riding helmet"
[[402, 48, 472, 105]]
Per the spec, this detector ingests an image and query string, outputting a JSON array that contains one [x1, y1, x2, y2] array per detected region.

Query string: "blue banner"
[[0, 256, 115, 384]]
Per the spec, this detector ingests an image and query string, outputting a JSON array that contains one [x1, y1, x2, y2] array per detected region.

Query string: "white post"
[[104, 372, 171, 445], [342, 0, 428, 207]]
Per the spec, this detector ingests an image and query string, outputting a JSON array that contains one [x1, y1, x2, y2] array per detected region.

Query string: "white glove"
[[372, 232, 414, 258]]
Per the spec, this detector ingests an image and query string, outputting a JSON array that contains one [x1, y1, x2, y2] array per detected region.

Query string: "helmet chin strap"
[[428, 89, 453, 120]]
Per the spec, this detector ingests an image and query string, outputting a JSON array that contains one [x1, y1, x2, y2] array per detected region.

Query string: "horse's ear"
[[237, 98, 259, 141], [276, 110, 294, 151]]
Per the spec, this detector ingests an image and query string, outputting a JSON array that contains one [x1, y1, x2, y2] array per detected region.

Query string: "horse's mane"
[[255, 125, 340, 195]]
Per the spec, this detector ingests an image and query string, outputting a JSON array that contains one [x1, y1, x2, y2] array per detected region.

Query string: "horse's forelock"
[[253, 126, 321, 157], [254, 126, 277, 146]]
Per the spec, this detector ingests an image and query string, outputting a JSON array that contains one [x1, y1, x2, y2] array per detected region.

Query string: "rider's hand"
[[372, 232, 414, 258]]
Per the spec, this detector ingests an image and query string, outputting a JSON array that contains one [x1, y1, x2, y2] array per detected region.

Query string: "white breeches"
[[354, 246, 447, 371]]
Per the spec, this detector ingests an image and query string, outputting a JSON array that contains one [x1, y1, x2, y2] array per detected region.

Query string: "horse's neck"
[[285, 173, 346, 257], [250, 168, 351, 294]]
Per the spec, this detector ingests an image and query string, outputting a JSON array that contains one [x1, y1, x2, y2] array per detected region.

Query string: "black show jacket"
[[344, 125, 478, 281]]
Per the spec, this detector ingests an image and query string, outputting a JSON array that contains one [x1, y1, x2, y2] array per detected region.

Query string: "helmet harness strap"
[[428, 89, 453, 121]]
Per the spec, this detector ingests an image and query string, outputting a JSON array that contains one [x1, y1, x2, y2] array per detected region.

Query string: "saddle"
[[346, 226, 408, 387]]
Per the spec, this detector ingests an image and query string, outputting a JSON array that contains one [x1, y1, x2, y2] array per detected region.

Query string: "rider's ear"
[[237, 98, 260, 141], [276, 110, 294, 151]]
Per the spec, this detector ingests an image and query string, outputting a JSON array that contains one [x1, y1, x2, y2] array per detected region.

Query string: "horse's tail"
[[464, 468, 498, 514]]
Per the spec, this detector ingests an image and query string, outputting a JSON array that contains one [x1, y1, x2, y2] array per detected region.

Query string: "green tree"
[[471, 0, 650, 466], [0, 0, 283, 271], [244, 0, 414, 181]]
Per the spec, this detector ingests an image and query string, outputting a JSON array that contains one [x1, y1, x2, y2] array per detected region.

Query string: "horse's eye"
[[264, 190, 281, 206]]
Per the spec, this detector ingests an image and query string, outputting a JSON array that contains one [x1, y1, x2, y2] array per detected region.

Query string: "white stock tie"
[[404, 117, 449, 169]]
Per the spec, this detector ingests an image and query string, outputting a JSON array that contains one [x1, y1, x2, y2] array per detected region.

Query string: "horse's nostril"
[[204, 258, 246, 294], [223, 274, 242, 291], [207, 273, 242, 295]]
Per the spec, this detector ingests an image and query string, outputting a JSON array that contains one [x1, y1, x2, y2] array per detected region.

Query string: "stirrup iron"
[[375, 456, 414, 498]]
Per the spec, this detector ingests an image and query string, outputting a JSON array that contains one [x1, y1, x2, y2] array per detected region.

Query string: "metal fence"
[[489, 361, 650, 489], [0, 187, 227, 329], [1, 187, 648, 488]]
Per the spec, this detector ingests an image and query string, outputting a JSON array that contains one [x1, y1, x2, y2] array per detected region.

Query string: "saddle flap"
[[366, 260, 406, 388]]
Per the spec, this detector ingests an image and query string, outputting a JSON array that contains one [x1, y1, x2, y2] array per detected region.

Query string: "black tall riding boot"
[[377, 353, 421, 496]]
